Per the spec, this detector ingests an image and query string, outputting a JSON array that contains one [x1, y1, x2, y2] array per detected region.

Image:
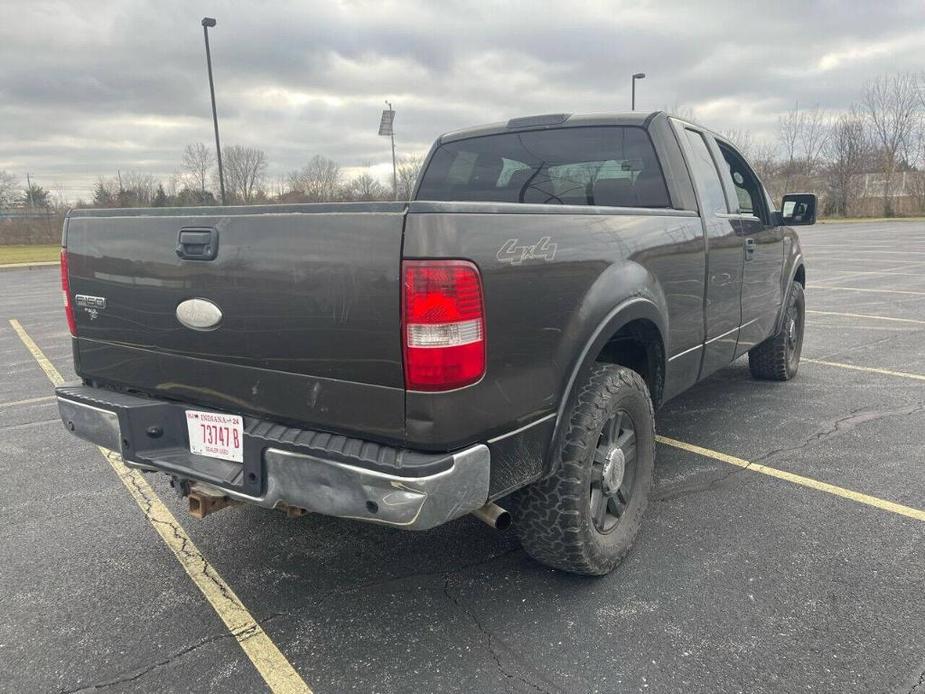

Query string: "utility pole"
[[379, 101, 397, 199], [202, 17, 226, 205], [26, 173, 33, 209]]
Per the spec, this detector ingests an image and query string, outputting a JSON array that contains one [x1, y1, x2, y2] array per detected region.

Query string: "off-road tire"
[[748, 281, 805, 381], [514, 364, 655, 576]]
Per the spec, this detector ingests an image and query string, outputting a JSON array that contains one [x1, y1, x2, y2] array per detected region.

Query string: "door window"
[[683, 129, 728, 216], [718, 142, 767, 222]]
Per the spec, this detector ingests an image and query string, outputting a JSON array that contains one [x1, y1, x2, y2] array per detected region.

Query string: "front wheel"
[[748, 281, 805, 381], [514, 364, 655, 576]]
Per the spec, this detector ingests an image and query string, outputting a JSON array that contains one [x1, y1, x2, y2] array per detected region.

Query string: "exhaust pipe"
[[472, 502, 511, 530]]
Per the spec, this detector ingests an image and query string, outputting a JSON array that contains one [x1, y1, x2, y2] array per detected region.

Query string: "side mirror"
[[781, 193, 817, 226]]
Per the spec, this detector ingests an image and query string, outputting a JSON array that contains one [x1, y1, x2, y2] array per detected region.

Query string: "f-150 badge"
[[496, 236, 557, 266], [75, 294, 106, 320]]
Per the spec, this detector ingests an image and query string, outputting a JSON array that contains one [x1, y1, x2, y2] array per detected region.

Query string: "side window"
[[718, 142, 767, 222], [683, 129, 728, 215]]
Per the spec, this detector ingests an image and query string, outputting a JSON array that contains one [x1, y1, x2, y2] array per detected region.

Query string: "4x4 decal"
[[496, 236, 558, 265]]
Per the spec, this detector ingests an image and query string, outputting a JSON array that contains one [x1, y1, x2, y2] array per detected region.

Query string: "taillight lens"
[[60, 248, 76, 336], [402, 260, 485, 391]]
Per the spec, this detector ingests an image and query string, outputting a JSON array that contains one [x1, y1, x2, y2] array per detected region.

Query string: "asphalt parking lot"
[[1, 220, 923, 694]]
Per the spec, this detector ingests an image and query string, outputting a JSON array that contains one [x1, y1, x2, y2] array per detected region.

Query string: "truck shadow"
[[183, 360, 770, 601], [157, 359, 835, 691]]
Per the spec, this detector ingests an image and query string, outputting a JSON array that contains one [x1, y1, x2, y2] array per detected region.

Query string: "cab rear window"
[[416, 126, 670, 208]]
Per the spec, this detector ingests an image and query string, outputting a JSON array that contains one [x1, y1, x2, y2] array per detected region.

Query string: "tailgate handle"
[[176, 228, 219, 260]]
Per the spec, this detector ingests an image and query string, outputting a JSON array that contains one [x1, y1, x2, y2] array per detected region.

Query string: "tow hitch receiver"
[[188, 487, 238, 519]]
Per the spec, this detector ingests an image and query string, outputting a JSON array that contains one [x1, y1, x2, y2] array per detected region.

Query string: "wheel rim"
[[785, 291, 804, 371], [590, 409, 638, 534]]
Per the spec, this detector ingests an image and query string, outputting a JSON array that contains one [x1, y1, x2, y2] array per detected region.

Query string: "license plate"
[[185, 410, 244, 463]]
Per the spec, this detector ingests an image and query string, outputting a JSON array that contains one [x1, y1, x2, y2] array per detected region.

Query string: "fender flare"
[[543, 296, 667, 476], [774, 254, 805, 334]]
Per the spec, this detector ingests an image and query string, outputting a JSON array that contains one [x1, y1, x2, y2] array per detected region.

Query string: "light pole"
[[201, 17, 226, 205], [631, 72, 646, 111], [379, 101, 397, 200]]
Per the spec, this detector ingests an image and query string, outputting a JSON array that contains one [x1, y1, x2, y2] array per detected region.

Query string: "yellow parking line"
[[0, 395, 56, 408], [656, 435, 925, 522], [809, 285, 925, 297], [803, 358, 925, 382], [9, 319, 312, 694], [806, 310, 925, 326]]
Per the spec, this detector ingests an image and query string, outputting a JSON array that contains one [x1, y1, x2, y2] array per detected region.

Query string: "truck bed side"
[[403, 201, 705, 495]]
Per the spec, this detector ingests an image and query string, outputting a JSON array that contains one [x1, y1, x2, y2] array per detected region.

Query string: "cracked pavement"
[[1, 220, 923, 693]]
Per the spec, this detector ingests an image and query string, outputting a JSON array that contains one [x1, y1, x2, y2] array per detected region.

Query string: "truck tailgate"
[[65, 204, 406, 442]]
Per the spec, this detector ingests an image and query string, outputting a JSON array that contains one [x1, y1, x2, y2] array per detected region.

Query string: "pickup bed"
[[56, 112, 813, 575]]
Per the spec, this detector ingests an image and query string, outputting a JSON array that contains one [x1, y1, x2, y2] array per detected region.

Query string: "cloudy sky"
[[2, 0, 924, 201]]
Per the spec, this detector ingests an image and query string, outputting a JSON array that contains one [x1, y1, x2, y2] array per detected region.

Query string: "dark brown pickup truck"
[[56, 112, 814, 574]]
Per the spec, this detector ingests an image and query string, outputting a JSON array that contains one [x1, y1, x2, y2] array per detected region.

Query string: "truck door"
[[714, 139, 785, 357], [675, 125, 743, 379]]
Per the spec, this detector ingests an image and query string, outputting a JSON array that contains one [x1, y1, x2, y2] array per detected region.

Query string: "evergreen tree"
[[153, 184, 168, 207], [22, 183, 50, 208], [93, 179, 113, 207]]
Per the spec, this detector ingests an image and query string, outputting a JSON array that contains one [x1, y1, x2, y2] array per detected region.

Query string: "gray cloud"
[[2, 0, 924, 200]]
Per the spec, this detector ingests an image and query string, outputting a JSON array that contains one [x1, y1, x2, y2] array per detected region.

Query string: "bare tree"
[[777, 103, 801, 164], [777, 103, 808, 195], [720, 129, 755, 161], [864, 72, 920, 215], [288, 155, 341, 202], [396, 155, 424, 200], [800, 106, 829, 175], [271, 174, 288, 199], [749, 139, 781, 199], [776, 102, 830, 199], [182, 143, 215, 196], [344, 165, 387, 201], [905, 129, 925, 214], [223, 146, 268, 203], [824, 110, 868, 217], [166, 171, 182, 198], [120, 171, 159, 206], [0, 170, 18, 208]]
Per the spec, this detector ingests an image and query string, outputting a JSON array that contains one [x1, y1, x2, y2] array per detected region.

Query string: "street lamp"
[[201, 17, 226, 205], [379, 101, 397, 200], [631, 72, 646, 111]]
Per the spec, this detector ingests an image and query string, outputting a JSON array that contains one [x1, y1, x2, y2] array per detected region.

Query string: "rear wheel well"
[[595, 319, 664, 406]]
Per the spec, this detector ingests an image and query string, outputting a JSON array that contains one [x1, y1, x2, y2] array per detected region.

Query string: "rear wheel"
[[748, 281, 805, 381], [514, 364, 655, 576]]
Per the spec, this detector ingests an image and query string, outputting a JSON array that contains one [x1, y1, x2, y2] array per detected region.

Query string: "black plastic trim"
[[56, 384, 455, 481]]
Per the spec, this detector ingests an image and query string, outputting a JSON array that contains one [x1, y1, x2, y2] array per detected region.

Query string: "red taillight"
[[402, 260, 485, 391], [60, 248, 76, 336]]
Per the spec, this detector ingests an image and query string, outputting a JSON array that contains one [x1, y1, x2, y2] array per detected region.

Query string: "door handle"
[[176, 227, 219, 260], [744, 237, 756, 261]]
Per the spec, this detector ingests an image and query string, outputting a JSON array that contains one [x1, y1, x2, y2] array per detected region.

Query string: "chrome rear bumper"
[[56, 386, 490, 530], [214, 446, 489, 529]]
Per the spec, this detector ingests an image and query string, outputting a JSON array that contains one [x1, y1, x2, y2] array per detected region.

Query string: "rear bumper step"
[[56, 385, 490, 530]]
